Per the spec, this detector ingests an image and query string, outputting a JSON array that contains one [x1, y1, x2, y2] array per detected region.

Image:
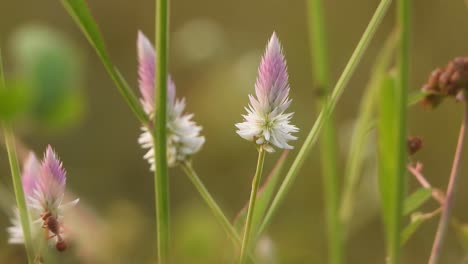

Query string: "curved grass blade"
[[340, 30, 399, 233], [60, 0, 149, 125]]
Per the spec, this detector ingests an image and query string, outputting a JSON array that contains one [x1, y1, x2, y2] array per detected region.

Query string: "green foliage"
[[400, 212, 426, 246], [408, 91, 428, 107], [403, 188, 432, 216], [378, 73, 398, 245], [0, 80, 31, 122], [340, 30, 398, 233], [378, 71, 407, 262], [10, 26, 84, 127], [453, 219, 468, 251]]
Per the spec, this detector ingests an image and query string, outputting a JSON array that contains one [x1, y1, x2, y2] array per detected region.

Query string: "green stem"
[[307, 0, 342, 263], [239, 148, 266, 264], [3, 127, 34, 264], [257, 0, 392, 238], [0, 48, 34, 264], [180, 162, 243, 246], [154, 0, 170, 262]]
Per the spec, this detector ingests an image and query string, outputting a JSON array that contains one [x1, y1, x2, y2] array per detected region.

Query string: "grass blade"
[[340, 30, 399, 233], [257, 0, 393, 238], [60, 0, 149, 125], [386, 0, 410, 261], [1, 48, 35, 264], [377, 72, 406, 263]]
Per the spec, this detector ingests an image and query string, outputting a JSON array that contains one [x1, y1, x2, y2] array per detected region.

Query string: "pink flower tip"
[[22, 152, 40, 197]]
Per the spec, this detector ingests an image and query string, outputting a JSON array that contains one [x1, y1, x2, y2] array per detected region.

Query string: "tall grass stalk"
[[239, 148, 266, 263], [307, 0, 342, 263], [0, 49, 34, 264], [257, 0, 392, 237], [154, 0, 170, 262]]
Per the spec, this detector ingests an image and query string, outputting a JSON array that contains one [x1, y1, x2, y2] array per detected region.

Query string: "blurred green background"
[[1, 0, 468, 263]]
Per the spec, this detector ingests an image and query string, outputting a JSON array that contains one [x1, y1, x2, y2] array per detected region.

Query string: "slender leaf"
[[408, 91, 428, 106], [400, 214, 425, 246], [403, 188, 432, 216], [378, 73, 398, 248], [60, 0, 149, 125], [340, 30, 399, 233]]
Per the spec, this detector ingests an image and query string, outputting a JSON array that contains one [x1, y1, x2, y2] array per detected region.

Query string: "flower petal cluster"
[[7, 146, 78, 246], [137, 31, 205, 169], [236, 33, 298, 152]]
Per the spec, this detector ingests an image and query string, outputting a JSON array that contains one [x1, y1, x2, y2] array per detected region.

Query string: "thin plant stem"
[[407, 163, 445, 204], [3, 127, 35, 264], [0, 48, 34, 264], [239, 148, 266, 264], [154, 0, 170, 262], [307, 0, 342, 263], [257, 0, 392, 237], [389, 0, 410, 262], [428, 104, 468, 264], [180, 162, 243, 245]]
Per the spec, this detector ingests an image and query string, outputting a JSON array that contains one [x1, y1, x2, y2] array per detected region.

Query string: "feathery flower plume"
[[236, 32, 298, 152], [7, 146, 78, 251], [137, 31, 205, 170]]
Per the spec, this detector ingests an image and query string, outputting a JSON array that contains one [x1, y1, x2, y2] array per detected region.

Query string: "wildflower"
[[236, 32, 298, 152], [7, 146, 78, 250], [137, 31, 205, 170]]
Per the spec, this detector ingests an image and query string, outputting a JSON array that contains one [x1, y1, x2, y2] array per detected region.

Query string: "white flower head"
[[236, 32, 298, 152], [137, 31, 205, 170]]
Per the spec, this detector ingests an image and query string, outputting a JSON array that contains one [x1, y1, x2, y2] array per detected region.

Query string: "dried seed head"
[[407, 136, 423, 155], [421, 57, 468, 108]]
